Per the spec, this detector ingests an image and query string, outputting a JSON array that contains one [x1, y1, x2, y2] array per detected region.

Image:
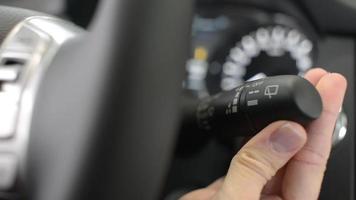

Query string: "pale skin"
[[180, 68, 347, 200]]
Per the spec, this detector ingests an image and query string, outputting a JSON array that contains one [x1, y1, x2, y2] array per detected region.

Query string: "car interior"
[[0, 0, 353, 199]]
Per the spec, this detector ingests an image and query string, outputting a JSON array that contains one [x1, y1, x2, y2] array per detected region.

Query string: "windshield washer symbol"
[[264, 85, 279, 99]]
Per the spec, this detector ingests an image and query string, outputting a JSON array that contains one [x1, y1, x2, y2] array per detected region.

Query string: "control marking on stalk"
[[247, 99, 258, 106]]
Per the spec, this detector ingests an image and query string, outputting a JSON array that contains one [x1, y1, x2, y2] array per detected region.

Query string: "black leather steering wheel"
[[0, 1, 193, 199]]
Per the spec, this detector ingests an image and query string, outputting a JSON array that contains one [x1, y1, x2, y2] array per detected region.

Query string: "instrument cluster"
[[185, 6, 317, 96]]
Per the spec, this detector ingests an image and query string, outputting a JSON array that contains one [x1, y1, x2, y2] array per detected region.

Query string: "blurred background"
[[167, 1, 355, 199], [0, 0, 353, 199]]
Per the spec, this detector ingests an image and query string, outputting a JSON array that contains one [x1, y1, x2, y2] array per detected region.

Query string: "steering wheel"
[[0, 1, 193, 200]]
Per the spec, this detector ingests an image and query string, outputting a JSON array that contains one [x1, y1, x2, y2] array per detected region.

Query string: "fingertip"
[[269, 121, 307, 153], [329, 73, 347, 88], [319, 72, 347, 88], [316, 73, 347, 111], [285, 121, 307, 141], [306, 67, 328, 75], [247, 121, 307, 148], [304, 68, 328, 86]]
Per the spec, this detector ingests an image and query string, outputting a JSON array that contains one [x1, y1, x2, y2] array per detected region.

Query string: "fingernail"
[[270, 123, 305, 152]]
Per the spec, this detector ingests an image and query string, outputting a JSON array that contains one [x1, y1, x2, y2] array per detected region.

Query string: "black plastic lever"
[[194, 75, 322, 138]]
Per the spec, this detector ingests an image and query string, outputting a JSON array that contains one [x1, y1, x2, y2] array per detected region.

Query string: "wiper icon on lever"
[[264, 85, 279, 99]]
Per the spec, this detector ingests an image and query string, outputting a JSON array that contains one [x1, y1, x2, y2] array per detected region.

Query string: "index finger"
[[282, 72, 347, 199]]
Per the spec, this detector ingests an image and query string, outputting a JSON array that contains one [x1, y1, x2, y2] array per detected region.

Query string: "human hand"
[[180, 68, 347, 200]]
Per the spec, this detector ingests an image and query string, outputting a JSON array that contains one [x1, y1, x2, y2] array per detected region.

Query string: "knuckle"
[[323, 107, 340, 119], [231, 148, 277, 182], [292, 146, 328, 169]]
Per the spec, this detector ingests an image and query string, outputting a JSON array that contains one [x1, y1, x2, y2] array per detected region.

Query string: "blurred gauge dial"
[[185, 7, 317, 96], [221, 25, 313, 91]]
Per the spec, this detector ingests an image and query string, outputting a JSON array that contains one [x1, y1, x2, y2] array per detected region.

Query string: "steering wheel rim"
[[0, 1, 193, 199]]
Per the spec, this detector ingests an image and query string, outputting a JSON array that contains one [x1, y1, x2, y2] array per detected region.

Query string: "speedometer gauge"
[[221, 25, 313, 91], [185, 6, 318, 96]]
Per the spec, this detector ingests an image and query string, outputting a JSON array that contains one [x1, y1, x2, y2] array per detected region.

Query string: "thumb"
[[215, 121, 307, 200]]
